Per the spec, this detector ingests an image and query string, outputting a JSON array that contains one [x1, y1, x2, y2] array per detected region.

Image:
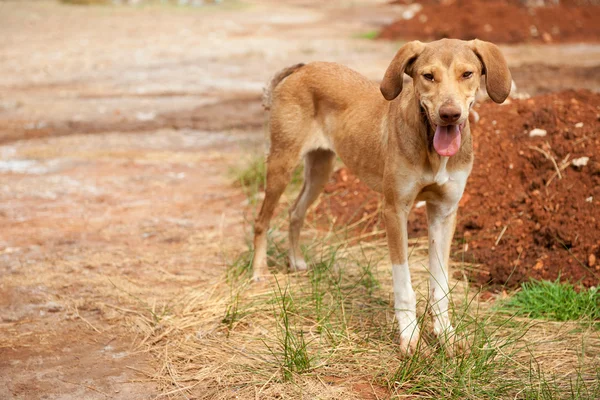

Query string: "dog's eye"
[[423, 73, 434, 82], [463, 71, 473, 79]]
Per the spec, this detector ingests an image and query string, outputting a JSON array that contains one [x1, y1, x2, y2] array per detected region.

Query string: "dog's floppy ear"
[[470, 39, 512, 103], [380, 41, 425, 101]]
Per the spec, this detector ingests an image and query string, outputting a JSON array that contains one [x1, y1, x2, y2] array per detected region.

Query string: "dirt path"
[[0, 127, 250, 398], [0, 1, 400, 398], [1, 1, 599, 399]]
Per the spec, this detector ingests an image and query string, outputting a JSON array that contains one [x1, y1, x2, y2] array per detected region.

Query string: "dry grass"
[[70, 160, 598, 399], [107, 214, 599, 399], [3, 153, 595, 398]]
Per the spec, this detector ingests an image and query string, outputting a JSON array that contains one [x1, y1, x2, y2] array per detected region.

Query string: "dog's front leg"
[[383, 188, 419, 355], [426, 201, 461, 353]]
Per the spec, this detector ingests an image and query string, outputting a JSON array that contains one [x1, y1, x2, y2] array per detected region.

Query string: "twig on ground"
[[529, 145, 562, 180], [74, 306, 102, 333], [495, 224, 509, 246], [546, 153, 571, 187]]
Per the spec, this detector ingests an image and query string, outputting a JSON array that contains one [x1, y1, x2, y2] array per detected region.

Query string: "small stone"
[[529, 128, 547, 137], [45, 302, 63, 313], [575, 122, 584, 128], [135, 111, 156, 121], [589, 254, 597, 267], [533, 260, 544, 271], [530, 25, 539, 37], [587, 196, 593, 203], [542, 32, 552, 43], [572, 157, 590, 167], [2, 314, 19, 322], [340, 170, 348, 182], [402, 5, 420, 21]]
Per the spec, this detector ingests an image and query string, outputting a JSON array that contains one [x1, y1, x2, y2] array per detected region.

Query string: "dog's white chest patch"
[[433, 157, 450, 186]]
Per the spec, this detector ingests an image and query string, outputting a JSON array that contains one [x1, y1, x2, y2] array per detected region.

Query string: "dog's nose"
[[439, 105, 461, 124]]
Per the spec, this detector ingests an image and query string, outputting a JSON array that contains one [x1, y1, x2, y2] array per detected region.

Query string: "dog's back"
[[264, 62, 383, 112]]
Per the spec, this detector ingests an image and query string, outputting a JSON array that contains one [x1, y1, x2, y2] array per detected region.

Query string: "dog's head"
[[380, 39, 511, 157]]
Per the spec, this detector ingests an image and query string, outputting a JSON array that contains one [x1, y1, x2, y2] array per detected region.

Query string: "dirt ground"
[[381, 0, 600, 44], [1, 0, 600, 399]]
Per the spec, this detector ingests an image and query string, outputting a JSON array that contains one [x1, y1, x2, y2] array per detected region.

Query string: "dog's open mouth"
[[420, 103, 465, 157], [433, 124, 463, 157]]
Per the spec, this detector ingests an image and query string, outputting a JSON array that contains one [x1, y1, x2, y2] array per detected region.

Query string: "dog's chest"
[[431, 157, 450, 185], [422, 156, 451, 186], [420, 157, 469, 189]]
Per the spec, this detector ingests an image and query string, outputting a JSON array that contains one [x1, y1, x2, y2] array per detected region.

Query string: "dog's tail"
[[262, 63, 305, 110]]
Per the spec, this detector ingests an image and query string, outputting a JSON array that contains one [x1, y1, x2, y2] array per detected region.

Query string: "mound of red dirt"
[[313, 89, 600, 289], [379, 0, 600, 44]]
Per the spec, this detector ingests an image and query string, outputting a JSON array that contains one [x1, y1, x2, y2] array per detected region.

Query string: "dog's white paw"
[[398, 331, 420, 357], [251, 268, 272, 285], [289, 256, 308, 272], [437, 328, 469, 357]]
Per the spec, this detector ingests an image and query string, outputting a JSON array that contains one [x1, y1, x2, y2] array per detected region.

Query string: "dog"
[[251, 39, 511, 355]]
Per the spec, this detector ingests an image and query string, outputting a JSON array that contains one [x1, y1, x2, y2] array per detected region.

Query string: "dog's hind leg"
[[288, 149, 336, 271], [251, 144, 302, 282]]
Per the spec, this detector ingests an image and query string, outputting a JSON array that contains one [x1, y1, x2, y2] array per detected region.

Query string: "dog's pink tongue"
[[433, 125, 461, 157]]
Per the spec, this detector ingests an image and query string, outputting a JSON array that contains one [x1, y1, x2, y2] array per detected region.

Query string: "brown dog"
[[251, 39, 511, 354]]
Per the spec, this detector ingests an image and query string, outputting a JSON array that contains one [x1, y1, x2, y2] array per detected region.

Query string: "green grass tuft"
[[266, 279, 313, 382], [231, 155, 267, 201], [231, 155, 304, 204], [353, 30, 379, 40], [498, 279, 600, 325]]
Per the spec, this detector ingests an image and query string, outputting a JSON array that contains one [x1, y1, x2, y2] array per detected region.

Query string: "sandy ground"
[[1, 1, 599, 398]]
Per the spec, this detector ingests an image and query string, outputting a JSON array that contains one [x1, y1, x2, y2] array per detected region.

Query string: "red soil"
[[379, 0, 600, 44], [313, 89, 600, 289]]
